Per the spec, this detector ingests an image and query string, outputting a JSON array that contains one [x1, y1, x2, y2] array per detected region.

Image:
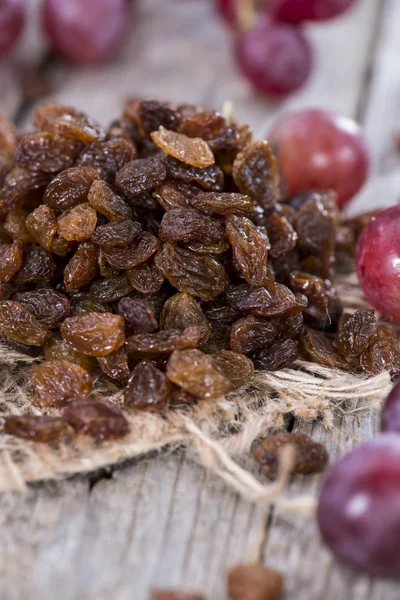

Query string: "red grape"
[[356, 207, 400, 322], [267, 0, 359, 24], [269, 109, 369, 208], [0, 0, 25, 58], [381, 382, 400, 434], [234, 17, 313, 97], [317, 434, 400, 577], [42, 0, 129, 64], [215, 0, 237, 25]]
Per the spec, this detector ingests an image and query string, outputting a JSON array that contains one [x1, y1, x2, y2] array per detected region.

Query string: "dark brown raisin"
[[126, 259, 164, 294], [232, 140, 279, 209], [77, 138, 137, 182], [155, 243, 229, 301], [90, 274, 133, 303], [160, 207, 225, 247], [164, 155, 224, 191], [64, 242, 98, 291], [115, 157, 166, 197], [91, 220, 142, 249], [70, 293, 112, 316], [117, 297, 158, 333], [296, 191, 338, 256], [97, 348, 130, 382], [360, 329, 400, 378], [126, 326, 201, 359], [230, 315, 276, 354], [60, 313, 125, 356], [30, 359, 92, 407], [4, 415, 71, 443], [265, 214, 297, 259], [4, 209, 34, 243], [226, 214, 270, 286], [152, 181, 193, 211], [167, 349, 231, 399], [124, 360, 170, 410], [300, 329, 347, 369], [334, 309, 377, 358], [102, 231, 160, 270], [88, 179, 133, 222], [252, 339, 299, 371], [43, 166, 100, 213], [160, 292, 210, 344], [13, 288, 70, 327], [13, 245, 56, 285], [189, 191, 253, 216], [227, 283, 297, 317], [132, 99, 182, 136], [254, 432, 329, 476], [62, 397, 129, 441]]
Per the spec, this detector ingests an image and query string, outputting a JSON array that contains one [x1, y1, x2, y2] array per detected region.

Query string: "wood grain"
[[1, 0, 400, 599]]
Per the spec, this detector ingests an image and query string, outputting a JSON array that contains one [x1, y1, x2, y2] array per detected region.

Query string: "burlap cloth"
[[0, 272, 391, 505]]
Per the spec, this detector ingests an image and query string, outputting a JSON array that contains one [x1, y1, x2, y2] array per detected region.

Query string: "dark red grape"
[[356, 207, 400, 322], [0, 0, 25, 58], [42, 0, 128, 63], [317, 435, 400, 577], [382, 382, 400, 434], [215, 0, 237, 25], [269, 109, 369, 207], [268, 0, 359, 24], [235, 17, 313, 97]]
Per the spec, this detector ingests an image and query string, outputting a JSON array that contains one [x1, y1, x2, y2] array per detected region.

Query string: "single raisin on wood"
[[30, 359, 92, 407], [60, 313, 125, 357], [4, 415, 71, 443], [253, 432, 328, 477], [62, 397, 129, 441], [227, 564, 284, 600]]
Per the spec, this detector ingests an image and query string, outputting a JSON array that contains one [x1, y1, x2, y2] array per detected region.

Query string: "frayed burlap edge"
[[0, 272, 392, 505]]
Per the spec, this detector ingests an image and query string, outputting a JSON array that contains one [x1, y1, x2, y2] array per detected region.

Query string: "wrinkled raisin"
[[88, 180, 133, 222], [164, 156, 224, 191], [30, 359, 92, 407], [97, 348, 130, 382], [13, 245, 56, 284], [0, 242, 23, 283], [226, 214, 270, 286], [160, 292, 210, 344], [57, 203, 97, 242], [335, 309, 377, 358], [77, 139, 137, 182], [227, 283, 297, 317], [43, 166, 100, 213], [265, 214, 297, 259], [118, 297, 158, 333], [16, 132, 81, 173], [4, 415, 71, 443], [115, 157, 166, 197], [300, 329, 347, 369], [252, 339, 299, 371], [126, 326, 200, 359], [167, 349, 231, 399], [189, 191, 253, 216], [44, 332, 94, 370], [64, 242, 98, 291], [61, 313, 125, 356], [0, 300, 48, 345], [90, 274, 133, 303], [160, 207, 225, 247], [124, 360, 170, 410], [126, 259, 164, 294], [102, 231, 159, 270], [13, 288, 70, 327], [63, 397, 129, 441], [232, 140, 279, 209], [212, 349, 254, 389], [26, 205, 57, 251], [230, 315, 276, 354], [151, 127, 214, 168], [92, 220, 142, 249]]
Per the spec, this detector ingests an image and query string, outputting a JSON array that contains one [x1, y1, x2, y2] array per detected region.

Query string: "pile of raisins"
[[0, 99, 397, 445]]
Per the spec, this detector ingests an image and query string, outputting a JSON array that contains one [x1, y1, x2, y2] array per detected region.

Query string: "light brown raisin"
[[167, 349, 231, 399], [30, 359, 92, 407], [61, 313, 125, 357]]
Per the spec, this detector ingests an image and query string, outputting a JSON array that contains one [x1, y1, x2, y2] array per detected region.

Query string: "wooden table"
[[1, 1, 400, 598]]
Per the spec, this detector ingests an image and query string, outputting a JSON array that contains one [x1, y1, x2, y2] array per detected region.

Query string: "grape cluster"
[[215, 0, 360, 97]]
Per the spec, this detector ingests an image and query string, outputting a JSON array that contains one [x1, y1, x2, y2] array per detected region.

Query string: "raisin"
[[160, 208, 225, 246], [124, 360, 170, 410], [4, 209, 34, 243], [43, 166, 100, 213], [189, 191, 253, 216], [360, 329, 400, 378], [25, 205, 57, 251], [212, 349, 254, 389], [115, 157, 166, 197], [230, 315, 276, 354], [117, 297, 158, 333], [102, 231, 160, 269], [167, 349, 231, 399], [227, 283, 297, 317], [0, 330, 42, 357], [125, 326, 201, 358], [70, 293, 112, 316], [88, 180, 133, 222], [4, 415, 70, 443], [16, 132, 81, 173], [167, 387, 198, 408], [0, 242, 23, 283], [296, 191, 338, 256], [30, 359, 92, 407], [132, 99, 182, 136], [77, 139, 137, 182], [44, 332, 94, 370], [0, 300, 48, 345], [13, 288, 70, 327], [62, 397, 129, 441], [155, 243, 229, 301], [126, 259, 164, 294], [64, 242, 98, 291], [273, 312, 304, 340], [51, 234, 74, 257], [226, 214, 270, 286], [334, 309, 377, 358], [254, 432, 329, 476], [288, 271, 341, 328], [0, 168, 50, 216], [33, 102, 89, 130], [164, 156, 224, 191], [160, 292, 210, 344], [265, 214, 297, 259], [91, 220, 142, 249], [57, 203, 97, 242], [200, 321, 231, 354], [90, 274, 133, 303], [12, 245, 56, 285], [153, 181, 193, 211], [300, 329, 347, 369], [97, 348, 130, 382], [184, 238, 229, 255], [232, 140, 279, 209], [60, 313, 125, 356], [227, 564, 284, 600], [151, 127, 215, 168], [252, 339, 299, 371], [55, 114, 104, 144]]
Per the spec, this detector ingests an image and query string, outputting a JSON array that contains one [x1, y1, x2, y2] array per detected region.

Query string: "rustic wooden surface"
[[1, 1, 400, 598]]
